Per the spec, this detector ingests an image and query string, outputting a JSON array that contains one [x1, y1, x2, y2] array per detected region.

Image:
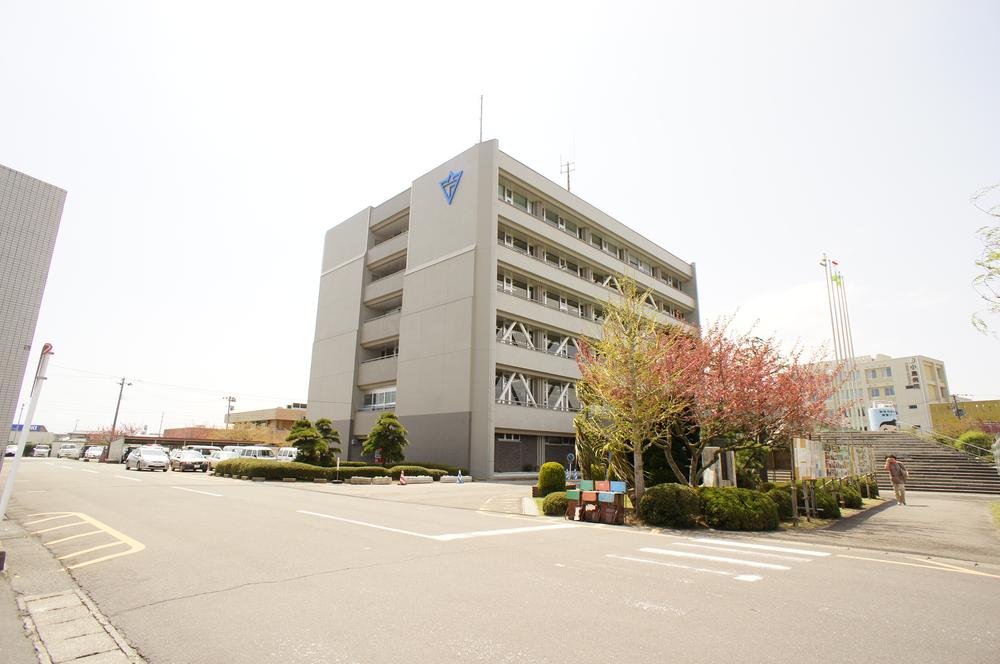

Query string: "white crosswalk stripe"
[[609, 537, 832, 583]]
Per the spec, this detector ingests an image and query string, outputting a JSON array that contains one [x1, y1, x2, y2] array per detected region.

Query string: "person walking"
[[884, 454, 909, 505]]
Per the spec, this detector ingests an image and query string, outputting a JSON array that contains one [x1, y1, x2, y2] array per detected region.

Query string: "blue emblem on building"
[[439, 170, 463, 205]]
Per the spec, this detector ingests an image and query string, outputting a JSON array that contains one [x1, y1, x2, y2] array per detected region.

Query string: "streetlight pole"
[[223, 396, 236, 428], [110, 377, 132, 439]]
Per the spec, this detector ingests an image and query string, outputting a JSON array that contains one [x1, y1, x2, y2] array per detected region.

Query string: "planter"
[[252, 477, 265, 482], [349, 476, 373, 485], [313, 478, 329, 484], [240, 476, 250, 480], [372, 476, 392, 485], [282, 478, 296, 482]]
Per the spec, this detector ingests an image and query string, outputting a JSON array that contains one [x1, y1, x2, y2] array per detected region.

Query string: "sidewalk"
[[780, 491, 1000, 564], [0, 518, 143, 663]]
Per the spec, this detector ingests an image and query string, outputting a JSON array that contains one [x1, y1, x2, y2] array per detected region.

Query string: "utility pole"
[[560, 159, 575, 192], [223, 396, 236, 428], [110, 377, 132, 439]]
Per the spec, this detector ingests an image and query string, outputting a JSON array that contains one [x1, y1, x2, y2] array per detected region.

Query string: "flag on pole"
[[831, 259, 839, 266], [831, 274, 843, 286]]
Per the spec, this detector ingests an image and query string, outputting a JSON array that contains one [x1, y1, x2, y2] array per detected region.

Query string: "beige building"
[[307, 141, 699, 478], [226, 403, 307, 430], [832, 354, 950, 431]]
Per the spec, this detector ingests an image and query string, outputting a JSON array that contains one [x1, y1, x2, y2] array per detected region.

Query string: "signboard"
[[793, 438, 826, 480], [10, 424, 44, 432]]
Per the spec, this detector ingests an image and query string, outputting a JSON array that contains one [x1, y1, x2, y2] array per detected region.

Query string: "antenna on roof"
[[560, 158, 575, 192]]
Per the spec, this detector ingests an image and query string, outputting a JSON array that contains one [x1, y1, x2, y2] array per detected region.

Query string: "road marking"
[[606, 554, 762, 582], [79, 469, 99, 474], [675, 542, 813, 563], [837, 554, 1000, 579], [689, 538, 830, 557], [24, 512, 145, 569], [115, 475, 141, 482], [299, 510, 439, 539], [639, 547, 791, 570], [46, 530, 104, 546], [171, 486, 222, 497], [25, 514, 77, 526], [58, 541, 126, 560], [298, 510, 577, 541], [33, 522, 88, 534]]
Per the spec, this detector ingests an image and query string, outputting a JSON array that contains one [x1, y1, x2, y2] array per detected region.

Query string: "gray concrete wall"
[[307, 209, 370, 426]]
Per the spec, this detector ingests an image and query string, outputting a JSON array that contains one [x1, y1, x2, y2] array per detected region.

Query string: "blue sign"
[[10, 424, 43, 432], [439, 170, 463, 205]]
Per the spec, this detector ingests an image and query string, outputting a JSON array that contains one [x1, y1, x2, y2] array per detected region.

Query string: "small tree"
[[315, 418, 342, 465], [363, 412, 409, 466], [87, 423, 145, 444], [971, 184, 999, 335], [286, 418, 328, 466]]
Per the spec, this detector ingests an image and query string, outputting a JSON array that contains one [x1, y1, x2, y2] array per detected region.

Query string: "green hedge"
[[542, 491, 568, 516], [841, 485, 863, 509], [699, 487, 779, 531], [212, 460, 455, 482], [402, 461, 469, 475], [638, 483, 701, 528], [387, 465, 445, 480], [537, 462, 566, 497], [764, 486, 795, 520]]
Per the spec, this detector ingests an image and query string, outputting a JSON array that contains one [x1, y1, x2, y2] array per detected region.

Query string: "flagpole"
[[839, 272, 862, 429], [832, 272, 853, 426], [821, 255, 844, 424]]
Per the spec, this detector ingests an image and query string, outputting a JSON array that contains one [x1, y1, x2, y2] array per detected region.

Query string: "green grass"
[[991, 502, 1000, 530]]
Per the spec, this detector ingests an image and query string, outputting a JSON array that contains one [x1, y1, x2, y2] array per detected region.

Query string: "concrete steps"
[[817, 432, 1000, 495]]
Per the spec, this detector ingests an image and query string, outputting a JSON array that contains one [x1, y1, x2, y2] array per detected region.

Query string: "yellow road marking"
[[23, 512, 145, 569], [24, 514, 77, 526], [58, 541, 127, 560], [46, 530, 103, 546], [32, 521, 88, 534], [838, 554, 1000, 579]]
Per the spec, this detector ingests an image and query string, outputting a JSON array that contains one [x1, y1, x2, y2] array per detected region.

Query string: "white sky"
[[2, 1, 999, 434]]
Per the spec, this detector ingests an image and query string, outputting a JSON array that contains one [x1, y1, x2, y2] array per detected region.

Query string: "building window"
[[866, 369, 877, 380], [497, 432, 520, 442], [361, 386, 396, 411], [908, 405, 918, 410], [884, 367, 892, 378], [884, 386, 895, 396], [870, 388, 880, 398]]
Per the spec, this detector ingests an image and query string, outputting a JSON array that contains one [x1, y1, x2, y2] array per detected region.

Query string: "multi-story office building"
[[0, 165, 65, 443], [820, 353, 950, 431], [307, 141, 699, 478]]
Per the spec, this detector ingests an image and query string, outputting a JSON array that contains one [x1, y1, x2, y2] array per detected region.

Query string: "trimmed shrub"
[[339, 461, 370, 467], [814, 488, 841, 518], [759, 481, 776, 493], [842, 485, 863, 509], [542, 491, 568, 516], [638, 483, 701, 528], [403, 461, 469, 475], [866, 477, 880, 498], [387, 465, 431, 480], [537, 462, 566, 497], [764, 486, 794, 520], [699, 487, 780, 531], [958, 430, 992, 453]]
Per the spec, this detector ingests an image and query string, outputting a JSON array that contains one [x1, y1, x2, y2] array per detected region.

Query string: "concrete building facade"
[[0, 164, 65, 443], [824, 354, 950, 431], [307, 141, 698, 479]]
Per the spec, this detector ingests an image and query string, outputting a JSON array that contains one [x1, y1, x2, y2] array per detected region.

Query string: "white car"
[[33, 444, 51, 457], [207, 450, 239, 470], [83, 446, 104, 461], [4, 444, 17, 457], [276, 447, 299, 462], [125, 447, 169, 472], [58, 443, 82, 459], [234, 446, 276, 459]]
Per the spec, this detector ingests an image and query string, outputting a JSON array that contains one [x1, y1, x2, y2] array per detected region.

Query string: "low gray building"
[[307, 141, 699, 478]]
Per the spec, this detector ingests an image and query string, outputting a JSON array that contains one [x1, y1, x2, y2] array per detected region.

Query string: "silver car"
[[126, 447, 169, 472]]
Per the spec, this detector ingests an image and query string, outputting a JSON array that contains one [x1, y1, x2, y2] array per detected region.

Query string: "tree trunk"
[[633, 442, 645, 509]]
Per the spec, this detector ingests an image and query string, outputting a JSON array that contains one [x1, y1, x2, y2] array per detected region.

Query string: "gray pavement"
[[1, 458, 999, 664]]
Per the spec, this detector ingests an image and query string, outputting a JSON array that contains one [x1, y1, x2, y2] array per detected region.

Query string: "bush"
[[215, 459, 328, 480], [865, 477, 880, 498], [764, 486, 794, 520], [537, 462, 566, 497], [842, 485, 863, 509], [814, 488, 841, 518], [699, 487, 779, 531], [403, 461, 469, 475], [958, 430, 993, 453], [637, 483, 701, 528], [542, 491, 568, 516]]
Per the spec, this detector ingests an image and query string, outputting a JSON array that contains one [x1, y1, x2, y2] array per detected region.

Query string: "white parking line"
[[639, 547, 791, 571], [46, 530, 104, 546], [298, 510, 577, 541], [607, 554, 763, 582], [115, 475, 141, 482], [675, 542, 813, 563], [80, 469, 99, 474], [58, 541, 127, 560], [689, 537, 830, 557], [171, 486, 222, 497], [32, 521, 88, 535]]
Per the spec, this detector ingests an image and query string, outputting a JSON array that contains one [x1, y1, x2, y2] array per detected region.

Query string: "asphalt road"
[[4, 458, 1000, 664]]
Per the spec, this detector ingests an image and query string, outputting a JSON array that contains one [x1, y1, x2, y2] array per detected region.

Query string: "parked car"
[[4, 444, 16, 457], [184, 445, 221, 457], [170, 450, 209, 472], [83, 446, 104, 461], [125, 447, 169, 472], [207, 450, 239, 470], [276, 447, 299, 462], [58, 443, 82, 459], [33, 444, 51, 457], [233, 446, 276, 460]]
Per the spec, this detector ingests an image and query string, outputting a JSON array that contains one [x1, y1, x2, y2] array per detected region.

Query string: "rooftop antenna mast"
[[560, 158, 575, 192]]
